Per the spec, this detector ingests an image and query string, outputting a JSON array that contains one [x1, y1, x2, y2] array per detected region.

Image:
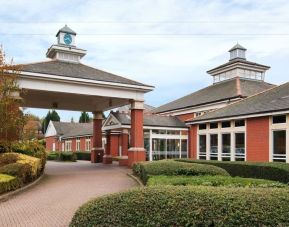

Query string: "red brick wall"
[[188, 125, 197, 159], [71, 138, 76, 152], [130, 109, 144, 147], [176, 113, 195, 122], [110, 134, 119, 157], [46, 136, 57, 151], [246, 117, 270, 162], [80, 137, 86, 151]]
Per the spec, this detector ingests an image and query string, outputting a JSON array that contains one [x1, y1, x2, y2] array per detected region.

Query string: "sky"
[[1, 0, 289, 121]]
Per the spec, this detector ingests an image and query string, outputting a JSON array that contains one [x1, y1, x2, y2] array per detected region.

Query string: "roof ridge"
[[187, 82, 283, 123]]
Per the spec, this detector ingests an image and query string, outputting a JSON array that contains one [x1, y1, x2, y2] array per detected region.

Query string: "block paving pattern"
[[0, 161, 137, 227]]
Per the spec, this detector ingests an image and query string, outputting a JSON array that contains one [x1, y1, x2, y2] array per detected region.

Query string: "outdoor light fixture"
[[52, 102, 58, 109]]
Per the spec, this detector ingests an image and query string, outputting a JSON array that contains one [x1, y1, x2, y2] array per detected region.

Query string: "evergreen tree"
[[42, 110, 60, 133], [79, 111, 90, 123]]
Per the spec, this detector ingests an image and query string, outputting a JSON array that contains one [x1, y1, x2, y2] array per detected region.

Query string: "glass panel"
[[273, 130, 286, 162], [199, 135, 206, 160], [167, 139, 180, 159], [152, 139, 166, 160], [210, 134, 218, 160], [222, 121, 231, 128], [144, 138, 150, 161], [235, 133, 245, 161], [222, 134, 231, 161], [167, 130, 180, 135], [273, 115, 286, 124], [210, 123, 218, 129], [152, 130, 166, 134], [199, 124, 207, 130], [235, 120, 245, 127], [181, 140, 187, 158]]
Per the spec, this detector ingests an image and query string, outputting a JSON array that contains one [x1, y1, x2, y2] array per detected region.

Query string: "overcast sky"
[[1, 0, 289, 121]]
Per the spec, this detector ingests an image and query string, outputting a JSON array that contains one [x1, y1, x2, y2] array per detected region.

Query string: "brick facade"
[[246, 117, 270, 162], [188, 125, 197, 159]]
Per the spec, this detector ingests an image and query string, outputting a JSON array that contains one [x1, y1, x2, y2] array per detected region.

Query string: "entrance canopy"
[[19, 60, 153, 111]]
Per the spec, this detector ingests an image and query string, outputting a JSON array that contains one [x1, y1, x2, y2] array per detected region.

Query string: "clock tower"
[[46, 25, 86, 63]]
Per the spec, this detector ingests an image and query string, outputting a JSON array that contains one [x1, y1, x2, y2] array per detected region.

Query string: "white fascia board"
[[20, 71, 154, 92], [19, 73, 145, 101], [102, 114, 122, 131], [158, 99, 240, 116], [187, 110, 289, 125], [45, 121, 57, 137]]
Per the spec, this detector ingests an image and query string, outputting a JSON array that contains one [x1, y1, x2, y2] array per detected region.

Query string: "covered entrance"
[[18, 25, 154, 166]]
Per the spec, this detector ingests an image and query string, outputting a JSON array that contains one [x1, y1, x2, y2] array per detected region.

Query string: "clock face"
[[64, 33, 72, 45]]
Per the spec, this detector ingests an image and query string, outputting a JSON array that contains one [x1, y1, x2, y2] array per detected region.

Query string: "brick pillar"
[[103, 131, 113, 164], [91, 111, 104, 163], [246, 117, 270, 162], [128, 101, 146, 167], [188, 125, 197, 159], [119, 129, 129, 166]]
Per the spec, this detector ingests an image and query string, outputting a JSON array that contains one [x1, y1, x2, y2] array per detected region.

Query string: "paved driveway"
[[0, 161, 137, 227]]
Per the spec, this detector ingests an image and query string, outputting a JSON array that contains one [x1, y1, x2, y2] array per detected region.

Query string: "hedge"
[[75, 152, 91, 161], [47, 152, 59, 160], [58, 152, 77, 162], [176, 159, 289, 183], [0, 163, 32, 183], [147, 175, 286, 187], [70, 186, 289, 227], [133, 160, 229, 184], [0, 174, 22, 194]]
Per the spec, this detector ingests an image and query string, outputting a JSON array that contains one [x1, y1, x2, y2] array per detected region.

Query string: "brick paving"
[[0, 161, 137, 227]]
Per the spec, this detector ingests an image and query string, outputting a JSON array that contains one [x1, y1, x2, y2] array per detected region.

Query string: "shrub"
[[58, 152, 77, 162], [133, 160, 229, 184], [147, 175, 287, 187], [0, 174, 22, 194], [13, 140, 47, 173], [70, 186, 289, 227], [176, 159, 289, 183], [0, 152, 18, 167], [47, 152, 59, 160], [75, 152, 91, 161], [0, 163, 32, 183]]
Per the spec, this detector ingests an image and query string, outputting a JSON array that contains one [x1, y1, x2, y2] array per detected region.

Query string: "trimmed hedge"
[[0, 174, 22, 194], [0, 163, 32, 183], [147, 175, 286, 187], [47, 152, 59, 160], [58, 152, 77, 162], [70, 186, 289, 227], [176, 159, 289, 183], [75, 152, 91, 161], [133, 160, 229, 184]]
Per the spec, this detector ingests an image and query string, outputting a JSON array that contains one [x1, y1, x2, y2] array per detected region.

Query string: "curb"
[[0, 174, 45, 202], [127, 173, 144, 187]]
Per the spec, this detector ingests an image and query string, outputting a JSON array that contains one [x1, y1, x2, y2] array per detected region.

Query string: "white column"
[[206, 133, 210, 160], [286, 114, 289, 163], [179, 131, 182, 159], [149, 129, 153, 161], [231, 132, 235, 161], [218, 132, 222, 161]]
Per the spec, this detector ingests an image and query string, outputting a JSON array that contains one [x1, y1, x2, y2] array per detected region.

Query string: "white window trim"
[[197, 120, 246, 161], [269, 115, 289, 163]]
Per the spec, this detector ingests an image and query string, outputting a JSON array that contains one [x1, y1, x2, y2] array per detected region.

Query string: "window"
[[76, 138, 80, 151], [222, 134, 231, 161], [199, 135, 206, 160], [167, 139, 180, 159], [273, 130, 286, 162], [273, 115, 286, 124], [167, 130, 180, 135], [221, 121, 231, 128], [210, 123, 218, 129], [235, 133, 245, 161], [199, 124, 207, 130], [85, 138, 91, 152], [144, 138, 150, 161], [152, 129, 166, 134], [210, 134, 218, 160], [65, 140, 72, 152], [235, 120, 245, 127], [181, 140, 188, 158], [152, 139, 166, 160]]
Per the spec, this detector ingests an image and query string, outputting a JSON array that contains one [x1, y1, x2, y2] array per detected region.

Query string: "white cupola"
[[46, 25, 86, 63], [229, 43, 246, 61]]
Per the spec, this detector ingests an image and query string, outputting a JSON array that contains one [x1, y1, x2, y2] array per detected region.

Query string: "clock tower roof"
[[56, 25, 77, 37]]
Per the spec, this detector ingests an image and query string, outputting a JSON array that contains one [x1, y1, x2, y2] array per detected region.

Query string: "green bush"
[[75, 152, 91, 161], [147, 175, 287, 187], [13, 140, 47, 173], [0, 174, 22, 194], [47, 152, 59, 160], [0, 163, 32, 183], [70, 186, 289, 227], [58, 152, 77, 162], [0, 152, 18, 167], [133, 160, 229, 184], [176, 159, 289, 183]]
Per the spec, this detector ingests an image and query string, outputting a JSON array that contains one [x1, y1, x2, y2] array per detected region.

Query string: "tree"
[[0, 46, 25, 149], [42, 110, 60, 134], [79, 111, 90, 123]]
